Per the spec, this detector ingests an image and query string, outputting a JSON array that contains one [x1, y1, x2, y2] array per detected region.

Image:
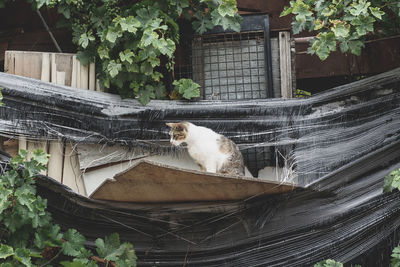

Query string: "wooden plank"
[[89, 62, 96, 90], [279, 31, 293, 98], [90, 160, 298, 202], [51, 53, 57, 83], [47, 141, 64, 183], [18, 136, 27, 151], [95, 79, 102, 92], [71, 55, 77, 88], [13, 51, 24, 77], [63, 143, 86, 195], [76, 58, 81, 89], [271, 37, 281, 98], [41, 53, 51, 82], [56, 71, 66, 85], [54, 54, 73, 86], [80, 63, 89, 90], [4, 51, 15, 74]]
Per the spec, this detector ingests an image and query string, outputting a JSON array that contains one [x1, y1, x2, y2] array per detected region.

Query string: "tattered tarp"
[[0, 68, 399, 266]]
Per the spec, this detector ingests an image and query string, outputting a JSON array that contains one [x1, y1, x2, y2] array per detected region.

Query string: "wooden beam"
[[279, 31, 293, 98]]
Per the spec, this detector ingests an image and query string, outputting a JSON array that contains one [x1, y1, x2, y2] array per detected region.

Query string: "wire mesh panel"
[[192, 32, 267, 100]]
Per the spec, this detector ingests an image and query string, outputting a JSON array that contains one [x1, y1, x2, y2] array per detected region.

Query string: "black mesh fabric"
[[0, 68, 399, 266]]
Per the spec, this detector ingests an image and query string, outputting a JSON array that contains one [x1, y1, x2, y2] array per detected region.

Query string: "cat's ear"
[[166, 123, 176, 128], [166, 122, 185, 131]]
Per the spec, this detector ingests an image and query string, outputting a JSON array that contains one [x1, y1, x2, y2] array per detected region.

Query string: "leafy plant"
[[314, 259, 344, 267], [391, 245, 400, 267], [296, 88, 312, 98], [172, 78, 200, 100], [1, 0, 240, 105], [383, 168, 400, 193], [281, 0, 400, 60], [314, 259, 361, 267], [0, 149, 136, 266]]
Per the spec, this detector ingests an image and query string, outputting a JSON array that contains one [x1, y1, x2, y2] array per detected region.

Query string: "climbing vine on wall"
[[1, 0, 241, 104], [281, 0, 400, 60]]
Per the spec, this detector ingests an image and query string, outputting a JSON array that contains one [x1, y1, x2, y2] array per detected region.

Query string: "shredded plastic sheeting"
[[0, 68, 399, 266]]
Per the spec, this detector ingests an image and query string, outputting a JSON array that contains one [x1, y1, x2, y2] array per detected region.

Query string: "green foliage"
[[281, 0, 400, 60], [0, 149, 137, 266], [383, 168, 400, 193], [391, 246, 400, 267], [314, 259, 344, 267], [172, 78, 201, 100], [314, 259, 361, 267], [1, 0, 240, 105], [296, 89, 312, 98]]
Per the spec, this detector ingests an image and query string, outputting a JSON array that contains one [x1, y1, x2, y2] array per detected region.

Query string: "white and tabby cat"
[[166, 121, 245, 176]]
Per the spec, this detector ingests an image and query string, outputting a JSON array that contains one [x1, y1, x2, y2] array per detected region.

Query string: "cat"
[[166, 121, 245, 176]]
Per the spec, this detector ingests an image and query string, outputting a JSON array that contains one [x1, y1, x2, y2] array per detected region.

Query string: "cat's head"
[[166, 122, 189, 146]]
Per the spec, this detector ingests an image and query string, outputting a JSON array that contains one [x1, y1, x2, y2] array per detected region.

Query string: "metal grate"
[[192, 31, 267, 100]]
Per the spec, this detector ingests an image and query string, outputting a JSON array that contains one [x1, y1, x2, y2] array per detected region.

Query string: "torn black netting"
[[0, 68, 399, 266]]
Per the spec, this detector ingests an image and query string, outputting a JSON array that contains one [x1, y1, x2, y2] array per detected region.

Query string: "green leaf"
[[351, 15, 375, 36], [96, 233, 122, 260], [140, 29, 158, 47], [0, 244, 14, 259], [119, 50, 135, 64], [32, 149, 50, 166], [58, 5, 71, 19], [369, 7, 385, 20], [350, 0, 370, 16], [292, 0, 313, 22], [62, 229, 86, 257], [78, 32, 95, 49], [218, 2, 237, 17], [314, 259, 344, 267], [280, 6, 293, 17], [76, 50, 92, 66], [331, 23, 350, 38], [0, 187, 12, 213], [119, 16, 141, 33], [140, 61, 153, 75], [34, 224, 63, 249], [97, 45, 110, 60], [106, 26, 121, 43], [173, 79, 201, 100], [310, 32, 337, 60], [107, 61, 122, 78], [60, 261, 89, 267], [13, 248, 31, 267], [137, 87, 156, 105], [347, 40, 364, 56]]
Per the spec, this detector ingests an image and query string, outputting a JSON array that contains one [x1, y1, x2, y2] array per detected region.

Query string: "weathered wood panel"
[[4, 50, 94, 88], [91, 160, 297, 202], [279, 31, 292, 98], [47, 141, 64, 183], [3, 50, 97, 195], [63, 143, 86, 195]]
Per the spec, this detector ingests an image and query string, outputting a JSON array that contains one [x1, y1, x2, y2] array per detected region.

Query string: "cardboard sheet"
[[90, 160, 298, 202]]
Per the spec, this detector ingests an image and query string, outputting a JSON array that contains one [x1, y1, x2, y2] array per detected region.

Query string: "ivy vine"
[[0, 149, 137, 266], [0, 0, 241, 104], [281, 0, 400, 60]]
